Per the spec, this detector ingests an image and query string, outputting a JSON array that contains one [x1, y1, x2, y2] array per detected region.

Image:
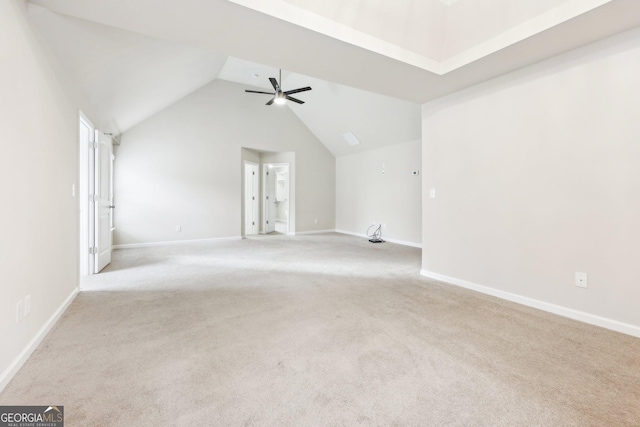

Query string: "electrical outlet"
[[575, 272, 588, 288], [176, 225, 181, 232], [429, 189, 436, 198], [24, 295, 31, 316], [382, 223, 387, 229], [16, 300, 23, 323]]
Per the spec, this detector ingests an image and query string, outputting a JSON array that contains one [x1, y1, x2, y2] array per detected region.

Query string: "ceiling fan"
[[245, 69, 312, 106]]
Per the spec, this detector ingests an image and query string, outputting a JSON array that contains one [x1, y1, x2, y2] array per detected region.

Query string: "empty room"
[[1, 0, 639, 425]]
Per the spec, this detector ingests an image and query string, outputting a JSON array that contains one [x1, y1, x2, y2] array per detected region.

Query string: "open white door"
[[244, 162, 259, 235], [79, 114, 94, 276], [263, 166, 276, 234], [95, 131, 113, 272]]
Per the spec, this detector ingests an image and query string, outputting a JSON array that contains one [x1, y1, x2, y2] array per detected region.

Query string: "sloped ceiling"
[[26, 0, 640, 156], [220, 58, 421, 157], [28, 5, 228, 133]]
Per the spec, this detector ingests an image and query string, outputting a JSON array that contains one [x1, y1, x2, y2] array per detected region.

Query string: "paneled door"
[[95, 131, 113, 272], [244, 162, 259, 235]]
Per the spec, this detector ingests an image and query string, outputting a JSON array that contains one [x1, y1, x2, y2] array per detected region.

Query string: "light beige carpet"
[[1, 233, 639, 426]]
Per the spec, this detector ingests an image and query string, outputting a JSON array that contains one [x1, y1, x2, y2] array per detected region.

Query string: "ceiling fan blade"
[[266, 98, 275, 106], [284, 87, 312, 95], [245, 90, 275, 95], [286, 96, 305, 104], [269, 77, 280, 91]]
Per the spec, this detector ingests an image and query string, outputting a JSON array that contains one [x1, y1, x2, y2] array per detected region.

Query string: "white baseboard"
[[0, 287, 79, 393], [334, 230, 366, 239], [335, 229, 422, 249], [295, 229, 336, 235], [420, 270, 640, 339], [113, 236, 242, 249]]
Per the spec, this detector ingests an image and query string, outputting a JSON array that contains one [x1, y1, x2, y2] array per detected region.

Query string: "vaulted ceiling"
[[26, 0, 640, 156]]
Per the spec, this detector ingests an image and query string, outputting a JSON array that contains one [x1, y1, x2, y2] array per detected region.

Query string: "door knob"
[[109, 205, 116, 209]]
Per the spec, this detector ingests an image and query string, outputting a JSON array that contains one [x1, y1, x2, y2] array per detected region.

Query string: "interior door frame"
[[78, 112, 94, 277]]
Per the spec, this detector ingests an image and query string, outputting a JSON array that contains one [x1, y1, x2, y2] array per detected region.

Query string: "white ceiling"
[[228, 0, 640, 73], [26, 0, 640, 156]]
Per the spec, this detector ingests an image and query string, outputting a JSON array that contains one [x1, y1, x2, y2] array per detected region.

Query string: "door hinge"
[[89, 194, 97, 202], [89, 247, 98, 255], [89, 142, 98, 150]]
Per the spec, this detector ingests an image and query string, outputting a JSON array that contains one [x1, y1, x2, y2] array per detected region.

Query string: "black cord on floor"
[[366, 224, 385, 243]]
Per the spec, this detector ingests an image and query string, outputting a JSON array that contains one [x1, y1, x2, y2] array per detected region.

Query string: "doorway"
[[263, 163, 290, 235]]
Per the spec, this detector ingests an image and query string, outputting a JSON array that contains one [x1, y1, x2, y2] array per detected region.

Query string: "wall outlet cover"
[[575, 272, 588, 288]]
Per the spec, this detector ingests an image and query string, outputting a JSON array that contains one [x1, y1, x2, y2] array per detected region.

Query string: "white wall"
[[422, 27, 640, 333], [114, 79, 335, 246], [336, 139, 422, 245], [0, 0, 79, 389]]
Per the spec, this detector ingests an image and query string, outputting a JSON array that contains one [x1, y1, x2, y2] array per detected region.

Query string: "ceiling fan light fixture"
[[244, 69, 311, 106], [274, 92, 286, 105]]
